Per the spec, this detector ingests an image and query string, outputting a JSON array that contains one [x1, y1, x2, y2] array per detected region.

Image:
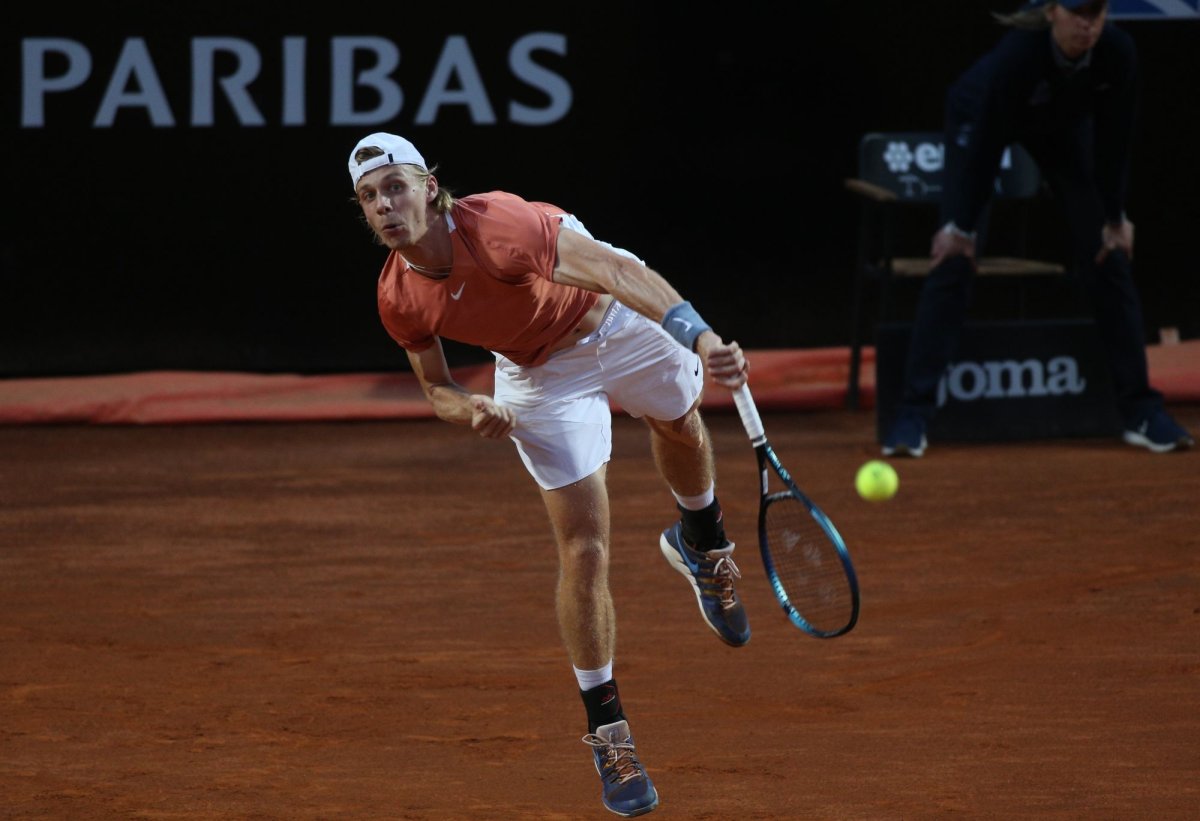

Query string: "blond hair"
[[350, 146, 455, 213], [993, 3, 1054, 28]]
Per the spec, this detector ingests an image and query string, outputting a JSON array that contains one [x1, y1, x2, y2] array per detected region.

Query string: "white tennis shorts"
[[494, 299, 704, 491]]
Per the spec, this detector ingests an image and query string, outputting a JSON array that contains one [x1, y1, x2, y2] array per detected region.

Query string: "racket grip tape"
[[732, 384, 765, 441]]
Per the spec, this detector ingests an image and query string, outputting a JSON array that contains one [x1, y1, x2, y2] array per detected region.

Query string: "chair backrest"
[[857, 131, 1042, 203]]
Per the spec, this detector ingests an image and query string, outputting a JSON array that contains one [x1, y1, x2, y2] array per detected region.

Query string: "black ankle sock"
[[678, 499, 725, 552], [581, 679, 625, 734]]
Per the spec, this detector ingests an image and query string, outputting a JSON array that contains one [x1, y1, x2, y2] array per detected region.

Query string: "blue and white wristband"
[[662, 301, 713, 351]]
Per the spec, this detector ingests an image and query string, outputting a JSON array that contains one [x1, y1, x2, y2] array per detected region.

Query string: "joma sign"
[[937, 355, 1088, 407]]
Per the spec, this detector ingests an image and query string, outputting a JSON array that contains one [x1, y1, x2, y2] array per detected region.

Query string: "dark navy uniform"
[[898, 22, 1164, 429]]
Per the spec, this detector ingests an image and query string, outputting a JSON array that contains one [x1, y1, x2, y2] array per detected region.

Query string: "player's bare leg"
[[539, 467, 615, 670], [644, 400, 714, 496], [646, 403, 751, 647], [541, 467, 659, 816]]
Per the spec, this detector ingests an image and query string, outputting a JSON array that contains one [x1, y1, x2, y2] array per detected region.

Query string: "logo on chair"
[[883, 140, 944, 174], [883, 139, 946, 196], [883, 141, 915, 172]]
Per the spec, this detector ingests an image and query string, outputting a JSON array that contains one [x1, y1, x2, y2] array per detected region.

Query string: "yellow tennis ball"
[[855, 460, 898, 502]]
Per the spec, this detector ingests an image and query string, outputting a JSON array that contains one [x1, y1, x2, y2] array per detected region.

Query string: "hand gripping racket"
[[732, 383, 860, 638]]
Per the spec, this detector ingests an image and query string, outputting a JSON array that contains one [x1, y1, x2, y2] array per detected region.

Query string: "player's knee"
[[558, 535, 609, 576], [647, 405, 706, 449]]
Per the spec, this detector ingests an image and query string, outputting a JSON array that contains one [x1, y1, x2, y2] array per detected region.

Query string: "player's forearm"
[[423, 382, 476, 425], [606, 260, 686, 323], [407, 342, 476, 426]]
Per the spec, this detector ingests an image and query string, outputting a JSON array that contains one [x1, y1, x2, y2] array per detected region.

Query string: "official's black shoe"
[[1123, 409, 1194, 453], [882, 411, 927, 458]]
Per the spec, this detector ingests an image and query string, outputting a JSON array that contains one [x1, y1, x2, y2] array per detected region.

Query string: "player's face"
[[356, 165, 435, 250], [1047, 0, 1107, 59]]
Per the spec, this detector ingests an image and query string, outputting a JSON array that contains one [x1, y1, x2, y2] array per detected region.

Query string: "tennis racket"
[[731, 383, 860, 638]]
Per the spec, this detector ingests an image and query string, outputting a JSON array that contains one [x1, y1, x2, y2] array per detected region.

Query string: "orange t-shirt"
[[376, 192, 599, 367]]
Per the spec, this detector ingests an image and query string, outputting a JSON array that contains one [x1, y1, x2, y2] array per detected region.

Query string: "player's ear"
[[427, 175, 439, 203]]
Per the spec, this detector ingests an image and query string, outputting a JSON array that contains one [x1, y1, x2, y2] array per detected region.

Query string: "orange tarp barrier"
[[1, 343, 1196, 425]]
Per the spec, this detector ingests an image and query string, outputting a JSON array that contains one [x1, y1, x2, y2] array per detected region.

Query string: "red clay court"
[[2, 344, 1197, 818]]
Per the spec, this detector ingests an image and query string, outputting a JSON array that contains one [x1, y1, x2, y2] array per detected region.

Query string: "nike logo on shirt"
[[450, 282, 465, 300]]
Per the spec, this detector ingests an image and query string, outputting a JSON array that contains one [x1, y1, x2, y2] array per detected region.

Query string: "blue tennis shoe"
[[583, 720, 659, 817], [660, 523, 750, 647]]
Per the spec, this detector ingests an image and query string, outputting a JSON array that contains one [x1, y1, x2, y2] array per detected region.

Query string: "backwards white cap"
[[348, 132, 427, 189]]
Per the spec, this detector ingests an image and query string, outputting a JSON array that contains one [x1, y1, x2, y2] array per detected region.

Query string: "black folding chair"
[[844, 131, 1066, 409]]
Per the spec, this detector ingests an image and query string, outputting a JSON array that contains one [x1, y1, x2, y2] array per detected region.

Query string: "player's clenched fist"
[[471, 396, 516, 439], [697, 333, 749, 390]]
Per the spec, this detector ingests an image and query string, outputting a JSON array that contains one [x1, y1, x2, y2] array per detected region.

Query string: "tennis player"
[[347, 132, 750, 817]]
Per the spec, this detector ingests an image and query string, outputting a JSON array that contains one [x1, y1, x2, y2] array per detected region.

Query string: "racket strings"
[[764, 497, 855, 634]]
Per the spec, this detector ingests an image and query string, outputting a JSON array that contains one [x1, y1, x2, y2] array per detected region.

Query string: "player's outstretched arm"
[[552, 228, 682, 321], [407, 342, 516, 439], [553, 229, 747, 389]]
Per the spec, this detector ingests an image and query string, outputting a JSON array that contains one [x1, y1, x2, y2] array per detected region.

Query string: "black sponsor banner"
[[875, 320, 1122, 442], [3, 6, 1198, 377]]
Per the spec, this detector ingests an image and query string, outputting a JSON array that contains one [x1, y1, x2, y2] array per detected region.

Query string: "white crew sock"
[[573, 660, 614, 691], [672, 483, 715, 511]]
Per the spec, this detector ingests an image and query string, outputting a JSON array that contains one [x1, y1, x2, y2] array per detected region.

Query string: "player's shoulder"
[[454, 191, 566, 231], [456, 191, 564, 213], [457, 190, 524, 209]]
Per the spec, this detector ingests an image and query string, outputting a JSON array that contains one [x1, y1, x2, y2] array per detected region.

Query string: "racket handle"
[[732, 383, 765, 441]]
